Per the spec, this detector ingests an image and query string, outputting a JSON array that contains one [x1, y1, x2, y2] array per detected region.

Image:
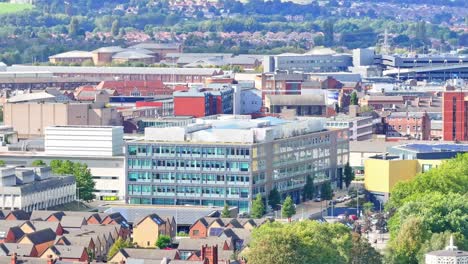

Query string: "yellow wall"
[[133, 218, 162, 248], [364, 158, 418, 194], [365, 158, 446, 195]]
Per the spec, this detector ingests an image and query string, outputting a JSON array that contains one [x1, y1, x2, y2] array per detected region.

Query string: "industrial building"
[[125, 115, 349, 212]]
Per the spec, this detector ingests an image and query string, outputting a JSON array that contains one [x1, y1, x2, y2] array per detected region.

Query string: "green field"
[[0, 3, 34, 14]]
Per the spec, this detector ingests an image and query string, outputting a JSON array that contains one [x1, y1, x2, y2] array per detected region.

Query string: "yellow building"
[[132, 213, 174, 248], [364, 155, 443, 201]]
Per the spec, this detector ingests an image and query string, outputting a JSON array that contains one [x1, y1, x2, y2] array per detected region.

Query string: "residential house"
[[133, 214, 171, 248], [108, 248, 180, 264], [40, 245, 89, 263], [17, 228, 56, 256], [0, 243, 38, 257], [29, 212, 64, 222], [5, 211, 30, 221], [177, 237, 233, 260]]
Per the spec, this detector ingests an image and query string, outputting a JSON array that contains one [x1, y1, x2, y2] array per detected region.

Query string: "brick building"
[[443, 91, 468, 141], [385, 112, 431, 140], [173, 87, 233, 117]]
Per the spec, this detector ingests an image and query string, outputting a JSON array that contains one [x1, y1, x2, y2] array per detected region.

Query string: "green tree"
[[155, 235, 171, 249], [0, 160, 5, 167], [320, 182, 333, 201], [251, 194, 265, 219], [362, 202, 373, 215], [111, 19, 120, 37], [350, 233, 382, 264], [386, 217, 429, 264], [343, 162, 354, 188], [107, 238, 133, 259], [68, 17, 79, 37], [282, 196, 296, 220], [268, 187, 281, 209], [350, 92, 358, 105], [31, 160, 46, 167], [303, 176, 314, 201], [50, 160, 95, 202], [323, 20, 334, 47], [221, 203, 231, 218], [245, 220, 380, 264]]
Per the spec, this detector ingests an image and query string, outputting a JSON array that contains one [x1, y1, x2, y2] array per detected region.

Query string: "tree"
[[0, 160, 5, 167], [31, 160, 46, 167], [68, 17, 79, 37], [343, 162, 354, 189], [362, 202, 374, 215], [350, 92, 358, 106], [107, 238, 133, 259], [268, 188, 281, 209], [221, 203, 231, 218], [350, 233, 382, 264], [303, 176, 314, 201], [50, 160, 95, 202], [155, 235, 171, 249], [245, 220, 381, 264], [323, 20, 334, 47], [111, 19, 120, 37], [320, 182, 333, 201], [282, 196, 296, 220], [251, 194, 265, 219], [386, 217, 429, 264]]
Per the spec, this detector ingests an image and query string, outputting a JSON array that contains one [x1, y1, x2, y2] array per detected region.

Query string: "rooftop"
[[393, 143, 468, 153], [48, 50, 93, 59]]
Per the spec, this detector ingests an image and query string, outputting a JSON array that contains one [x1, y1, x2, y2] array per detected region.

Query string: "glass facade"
[[126, 129, 348, 213]]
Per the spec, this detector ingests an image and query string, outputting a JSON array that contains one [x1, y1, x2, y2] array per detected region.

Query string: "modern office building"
[[263, 48, 352, 73], [365, 143, 468, 201], [0, 166, 76, 212], [125, 115, 349, 212], [264, 94, 328, 117], [326, 115, 373, 141], [442, 91, 468, 141]]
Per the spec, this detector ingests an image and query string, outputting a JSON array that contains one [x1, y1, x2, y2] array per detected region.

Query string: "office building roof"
[[8, 65, 221, 76], [104, 206, 223, 226], [112, 51, 155, 60], [393, 143, 468, 153], [266, 94, 325, 106], [48, 50, 93, 59], [93, 46, 126, 53]]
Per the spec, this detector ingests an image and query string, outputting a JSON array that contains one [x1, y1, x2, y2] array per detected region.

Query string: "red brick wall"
[[189, 221, 208, 239], [136, 101, 163, 108], [443, 92, 467, 141], [174, 97, 206, 117]]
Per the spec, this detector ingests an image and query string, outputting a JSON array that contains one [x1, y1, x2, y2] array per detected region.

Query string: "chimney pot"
[[11, 253, 17, 264]]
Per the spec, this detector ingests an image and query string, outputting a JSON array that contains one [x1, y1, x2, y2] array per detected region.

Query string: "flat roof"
[[394, 143, 468, 153]]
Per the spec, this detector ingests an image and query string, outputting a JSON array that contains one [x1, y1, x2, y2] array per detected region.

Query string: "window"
[[193, 230, 199, 235], [422, 164, 432, 173]]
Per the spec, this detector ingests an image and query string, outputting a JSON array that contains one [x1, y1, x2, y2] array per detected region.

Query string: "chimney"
[[47, 255, 54, 264], [201, 244, 218, 264], [10, 253, 17, 264]]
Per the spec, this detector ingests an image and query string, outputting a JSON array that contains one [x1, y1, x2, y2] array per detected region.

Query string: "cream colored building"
[[3, 102, 122, 138], [132, 214, 173, 248]]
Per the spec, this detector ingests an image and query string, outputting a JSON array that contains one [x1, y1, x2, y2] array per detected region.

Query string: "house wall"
[[133, 219, 161, 248], [189, 221, 208, 239]]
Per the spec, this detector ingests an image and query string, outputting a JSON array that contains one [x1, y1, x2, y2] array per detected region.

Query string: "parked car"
[[314, 197, 322, 202]]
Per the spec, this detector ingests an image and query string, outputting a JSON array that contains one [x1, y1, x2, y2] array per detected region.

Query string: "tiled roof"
[[120, 248, 178, 260], [60, 216, 86, 228], [49, 245, 86, 259], [21, 228, 56, 245], [0, 243, 35, 256], [177, 237, 232, 251]]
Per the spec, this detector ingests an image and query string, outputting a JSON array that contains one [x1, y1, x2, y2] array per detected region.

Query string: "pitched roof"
[[56, 235, 93, 247], [29, 211, 64, 221], [62, 212, 102, 223], [21, 228, 56, 245], [135, 214, 166, 227], [29, 221, 61, 233], [177, 237, 232, 251], [6, 210, 30, 221], [47, 245, 86, 259], [60, 216, 87, 229], [0, 243, 35, 256], [119, 248, 178, 260], [49, 50, 92, 59], [9, 226, 26, 240]]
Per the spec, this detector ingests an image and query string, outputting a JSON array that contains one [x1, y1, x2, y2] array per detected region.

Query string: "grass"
[[0, 3, 34, 14]]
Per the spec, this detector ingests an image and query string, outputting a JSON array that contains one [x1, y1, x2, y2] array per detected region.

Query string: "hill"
[[0, 3, 34, 14]]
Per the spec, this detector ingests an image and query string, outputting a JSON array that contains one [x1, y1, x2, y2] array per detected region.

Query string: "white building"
[[325, 115, 373, 141], [425, 236, 468, 264], [45, 126, 124, 156], [0, 126, 126, 201], [0, 166, 76, 212]]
